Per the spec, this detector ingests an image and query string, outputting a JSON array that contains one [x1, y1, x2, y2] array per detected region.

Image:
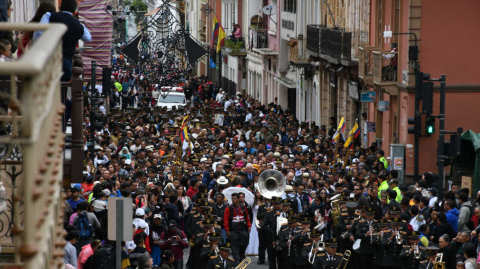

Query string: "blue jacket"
[[446, 208, 459, 232]]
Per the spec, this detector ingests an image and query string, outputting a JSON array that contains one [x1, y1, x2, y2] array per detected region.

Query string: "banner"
[[79, 0, 113, 80]]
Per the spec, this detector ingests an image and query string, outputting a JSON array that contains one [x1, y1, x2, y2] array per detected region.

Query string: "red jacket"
[[186, 186, 198, 199], [159, 230, 189, 260], [223, 204, 251, 232], [134, 229, 151, 253]]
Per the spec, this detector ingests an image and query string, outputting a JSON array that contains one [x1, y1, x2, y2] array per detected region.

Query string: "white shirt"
[[95, 84, 103, 95], [99, 105, 106, 115], [245, 113, 252, 123], [224, 100, 233, 111], [216, 93, 225, 102]]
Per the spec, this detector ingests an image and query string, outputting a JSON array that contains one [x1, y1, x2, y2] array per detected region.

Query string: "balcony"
[[318, 28, 369, 65], [0, 23, 72, 268], [358, 47, 376, 85], [373, 50, 399, 91], [248, 28, 269, 50], [306, 25, 325, 57], [222, 39, 247, 56], [288, 35, 309, 66]]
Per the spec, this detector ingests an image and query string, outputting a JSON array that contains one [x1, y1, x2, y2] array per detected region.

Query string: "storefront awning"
[[274, 71, 296, 88]]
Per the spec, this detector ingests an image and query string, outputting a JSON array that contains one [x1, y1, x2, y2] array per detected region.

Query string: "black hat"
[[325, 238, 338, 248], [208, 232, 220, 241], [271, 197, 282, 204], [365, 207, 375, 215], [409, 231, 419, 239], [300, 217, 312, 224], [287, 216, 296, 224], [200, 201, 211, 209], [391, 217, 402, 225], [281, 199, 291, 206], [193, 171, 202, 176], [203, 219, 214, 228], [425, 246, 439, 256], [377, 219, 388, 227], [310, 229, 321, 237], [168, 220, 177, 227], [219, 243, 231, 251], [390, 206, 401, 214]]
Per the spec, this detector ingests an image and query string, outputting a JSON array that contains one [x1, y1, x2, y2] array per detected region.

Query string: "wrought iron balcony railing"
[[248, 28, 269, 50], [306, 25, 325, 55], [373, 50, 399, 85]]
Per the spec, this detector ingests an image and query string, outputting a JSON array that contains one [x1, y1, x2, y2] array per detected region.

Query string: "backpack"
[[462, 204, 475, 230], [76, 212, 94, 239]]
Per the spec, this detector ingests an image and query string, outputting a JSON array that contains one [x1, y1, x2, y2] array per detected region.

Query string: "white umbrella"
[[223, 187, 254, 205]]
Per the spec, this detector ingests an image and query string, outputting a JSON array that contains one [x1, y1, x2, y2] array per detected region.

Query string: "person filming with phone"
[[159, 220, 189, 269]]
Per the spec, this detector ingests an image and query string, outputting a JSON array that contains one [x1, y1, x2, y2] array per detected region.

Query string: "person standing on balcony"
[[234, 24, 242, 42], [33, 0, 92, 82], [382, 43, 398, 81]]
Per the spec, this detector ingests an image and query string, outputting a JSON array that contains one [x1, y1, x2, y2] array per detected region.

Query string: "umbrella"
[[223, 187, 254, 205]]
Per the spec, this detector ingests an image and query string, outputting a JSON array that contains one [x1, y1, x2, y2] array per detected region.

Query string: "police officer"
[[390, 207, 409, 233], [205, 243, 237, 269], [274, 199, 292, 269], [399, 231, 427, 269], [312, 238, 343, 269], [301, 228, 322, 269], [355, 207, 376, 269]]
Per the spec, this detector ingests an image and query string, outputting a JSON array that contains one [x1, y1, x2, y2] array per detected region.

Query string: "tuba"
[[235, 257, 252, 269], [330, 194, 341, 226], [257, 169, 286, 199]]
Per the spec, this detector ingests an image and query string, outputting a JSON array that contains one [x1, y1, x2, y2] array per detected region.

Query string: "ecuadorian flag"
[[332, 117, 346, 142], [211, 14, 227, 53], [350, 122, 359, 139]]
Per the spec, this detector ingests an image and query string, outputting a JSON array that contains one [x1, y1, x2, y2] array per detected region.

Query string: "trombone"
[[337, 250, 351, 269]]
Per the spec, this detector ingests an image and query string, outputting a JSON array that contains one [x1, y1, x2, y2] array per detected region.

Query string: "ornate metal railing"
[[373, 50, 398, 84], [248, 28, 269, 50], [0, 23, 68, 269]]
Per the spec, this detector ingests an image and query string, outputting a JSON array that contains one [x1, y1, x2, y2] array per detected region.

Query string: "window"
[[284, 0, 297, 13]]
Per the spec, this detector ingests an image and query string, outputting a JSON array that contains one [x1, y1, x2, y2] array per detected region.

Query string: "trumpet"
[[213, 245, 219, 256], [395, 230, 402, 244], [287, 237, 292, 256], [413, 245, 421, 259], [380, 230, 384, 241]]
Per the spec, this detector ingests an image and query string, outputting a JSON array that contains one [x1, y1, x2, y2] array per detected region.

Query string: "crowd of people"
[[20, 0, 477, 268], [70, 49, 480, 269]]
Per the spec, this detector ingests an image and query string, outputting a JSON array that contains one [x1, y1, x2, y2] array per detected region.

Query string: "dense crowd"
[[68, 52, 480, 269]]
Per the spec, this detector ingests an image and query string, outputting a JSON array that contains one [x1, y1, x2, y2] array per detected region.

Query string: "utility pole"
[[90, 61, 97, 159], [437, 74, 446, 199]]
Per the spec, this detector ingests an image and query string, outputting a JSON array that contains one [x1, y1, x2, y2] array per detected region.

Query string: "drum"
[[352, 239, 361, 253]]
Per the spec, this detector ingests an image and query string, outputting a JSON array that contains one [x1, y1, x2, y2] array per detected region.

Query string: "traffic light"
[[425, 115, 435, 135], [422, 81, 434, 115], [415, 72, 430, 101], [91, 112, 104, 132], [408, 115, 421, 136]]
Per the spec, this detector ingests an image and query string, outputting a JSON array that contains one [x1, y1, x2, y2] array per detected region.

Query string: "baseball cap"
[[135, 208, 145, 216]]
